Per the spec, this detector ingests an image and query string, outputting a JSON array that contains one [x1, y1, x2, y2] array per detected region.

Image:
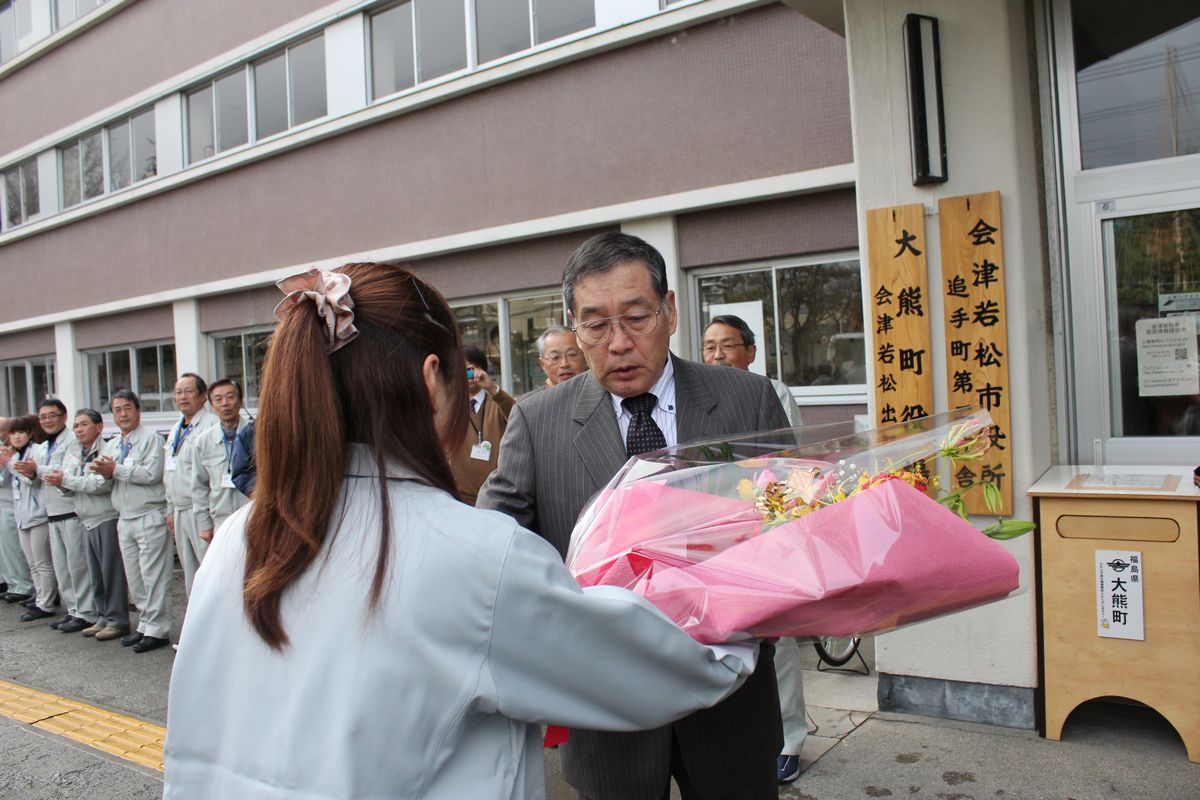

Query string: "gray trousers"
[[48, 516, 97, 622], [17, 522, 57, 612], [173, 507, 207, 596], [86, 519, 128, 630], [118, 511, 173, 639], [0, 503, 32, 595], [775, 638, 809, 756]]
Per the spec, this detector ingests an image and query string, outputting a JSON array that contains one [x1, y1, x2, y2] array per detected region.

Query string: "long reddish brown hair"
[[243, 263, 468, 650]]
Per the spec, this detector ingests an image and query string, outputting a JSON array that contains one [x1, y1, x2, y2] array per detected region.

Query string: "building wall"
[[0, 326, 55, 360], [0, 0, 330, 155], [0, 3, 851, 324], [75, 305, 173, 349], [843, 0, 1053, 715]]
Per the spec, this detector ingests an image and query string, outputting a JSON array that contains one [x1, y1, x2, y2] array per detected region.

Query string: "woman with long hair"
[[164, 264, 756, 799]]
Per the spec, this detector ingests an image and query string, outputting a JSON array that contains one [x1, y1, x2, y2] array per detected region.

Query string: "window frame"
[[2, 156, 39, 229], [450, 286, 566, 395], [58, 106, 156, 208], [1049, 0, 1200, 465], [83, 339, 176, 418], [689, 250, 868, 407], [209, 326, 273, 412], [0, 355, 56, 417]]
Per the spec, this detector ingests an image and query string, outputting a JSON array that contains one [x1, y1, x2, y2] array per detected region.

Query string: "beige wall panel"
[[0, 0, 329, 154], [677, 190, 858, 268], [0, 4, 851, 322], [75, 305, 174, 350], [199, 286, 281, 332], [411, 228, 618, 301], [0, 327, 56, 361]]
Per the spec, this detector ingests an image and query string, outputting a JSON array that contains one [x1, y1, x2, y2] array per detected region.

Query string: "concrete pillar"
[[838, 0, 1053, 727], [53, 321, 84, 412], [620, 216, 689, 360], [172, 299, 208, 380]]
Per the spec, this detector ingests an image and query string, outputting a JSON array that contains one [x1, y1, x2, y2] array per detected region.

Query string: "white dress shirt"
[[609, 357, 678, 448], [164, 444, 755, 800]]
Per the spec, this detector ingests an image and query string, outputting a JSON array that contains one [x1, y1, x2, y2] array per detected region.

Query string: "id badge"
[[221, 472, 236, 489], [470, 441, 493, 461], [165, 456, 178, 472]]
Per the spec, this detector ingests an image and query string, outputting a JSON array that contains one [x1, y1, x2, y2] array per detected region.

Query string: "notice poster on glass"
[[1096, 550, 1144, 641], [1135, 316, 1198, 397]]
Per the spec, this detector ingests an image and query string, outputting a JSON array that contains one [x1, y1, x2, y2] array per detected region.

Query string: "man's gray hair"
[[561, 232, 668, 314], [536, 325, 573, 357]]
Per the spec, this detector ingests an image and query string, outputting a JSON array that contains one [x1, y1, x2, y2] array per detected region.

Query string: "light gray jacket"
[[104, 425, 167, 521], [59, 438, 119, 530], [189, 418, 249, 534], [35, 428, 78, 517], [8, 448, 47, 530], [165, 407, 218, 515]]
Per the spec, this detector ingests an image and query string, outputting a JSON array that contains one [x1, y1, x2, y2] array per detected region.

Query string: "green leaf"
[[981, 519, 1036, 540]]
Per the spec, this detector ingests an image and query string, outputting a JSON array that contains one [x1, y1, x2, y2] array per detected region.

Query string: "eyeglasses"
[[571, 305, 663, 346], [37, 412, 64, 421], [702, 340, 748, 356], [541, 349, 582, 365]]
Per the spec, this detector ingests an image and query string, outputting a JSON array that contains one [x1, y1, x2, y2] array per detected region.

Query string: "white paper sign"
[[1082, 473, 1170, 489], [1159, 291, 1200, 316], [1135, 317, 1198, 397], [707, 301, 766, 376], [1096, 550, 1144, 641]]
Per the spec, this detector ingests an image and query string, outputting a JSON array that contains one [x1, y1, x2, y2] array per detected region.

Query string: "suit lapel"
[[672, 355, 722, 443], [572, 373, 629, 491]]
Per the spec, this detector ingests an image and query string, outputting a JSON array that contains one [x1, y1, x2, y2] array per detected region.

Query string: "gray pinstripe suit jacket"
[[478, 354, 788, 798]]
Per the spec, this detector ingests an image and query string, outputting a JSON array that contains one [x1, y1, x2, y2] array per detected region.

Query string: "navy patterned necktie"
[[623, 393, 667, 457]]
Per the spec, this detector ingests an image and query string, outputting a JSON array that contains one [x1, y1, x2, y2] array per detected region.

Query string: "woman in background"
[[6, 415, 54, 621], [164, 263, 757, 799]]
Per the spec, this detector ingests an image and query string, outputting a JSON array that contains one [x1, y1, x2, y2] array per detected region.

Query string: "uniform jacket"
[[165, 407, 218, 515], [104, 425, 167, 520], [8, 447, 47, 530], [189, 419, 250, 534], [59, 438, 119, 530], [449, 390, 514, 506], [478, 354, 790, 798], [35, 428, 77, 517], [164, 446, 756, 800]]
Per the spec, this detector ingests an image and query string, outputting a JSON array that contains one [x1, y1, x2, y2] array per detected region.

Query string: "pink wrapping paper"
[[571, 477, 1019, 644]]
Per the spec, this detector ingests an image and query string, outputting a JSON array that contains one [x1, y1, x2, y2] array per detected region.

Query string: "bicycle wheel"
[[814, 636, 861, 667]]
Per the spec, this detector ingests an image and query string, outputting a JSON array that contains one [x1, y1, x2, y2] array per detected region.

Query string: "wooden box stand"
[[1030, 467, 1200, 763]]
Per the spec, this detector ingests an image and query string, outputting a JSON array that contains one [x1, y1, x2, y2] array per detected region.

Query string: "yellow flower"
[[737, 479, 756, 501]]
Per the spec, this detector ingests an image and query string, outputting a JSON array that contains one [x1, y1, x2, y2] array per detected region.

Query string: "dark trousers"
[[86, 519, 129, 629]]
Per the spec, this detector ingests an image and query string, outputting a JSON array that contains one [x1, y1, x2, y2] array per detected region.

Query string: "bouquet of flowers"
[[565, 409, 1029, 644]]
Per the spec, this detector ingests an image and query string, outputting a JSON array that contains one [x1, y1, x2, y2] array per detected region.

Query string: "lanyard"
[[172, 421, 194, 456], [222, 427, 238, 468], [118, 438, 133, 463], [80, 445, 99, 476]]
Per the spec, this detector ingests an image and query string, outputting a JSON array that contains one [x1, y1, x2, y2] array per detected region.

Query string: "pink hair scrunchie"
[[274, 268, 359, 353]]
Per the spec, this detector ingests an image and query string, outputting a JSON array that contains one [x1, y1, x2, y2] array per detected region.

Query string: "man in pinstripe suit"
[[478, 232, 787, 799]]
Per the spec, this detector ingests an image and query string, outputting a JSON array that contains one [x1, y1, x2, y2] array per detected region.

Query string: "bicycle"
[[813, 635, 862, 668]]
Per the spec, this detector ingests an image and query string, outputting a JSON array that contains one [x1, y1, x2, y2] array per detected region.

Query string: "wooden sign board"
[[938, 191, 1013, 515]]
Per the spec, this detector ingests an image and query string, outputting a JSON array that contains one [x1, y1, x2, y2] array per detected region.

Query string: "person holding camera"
[[448, 345, 514, 506]]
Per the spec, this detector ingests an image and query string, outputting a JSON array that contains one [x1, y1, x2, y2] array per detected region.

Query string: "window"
[[1072, 4, 1200, 170], [694, 256, 866, 396], [212, 329, 271, 409], [252, 35, 327, 142], [3, 157, 38, 228], [54, 0, 104, 30], [0, 2, 16, 64], [451, 290, 567, 395], [474, 0, 594, 62], [86, 342, 176, 413], [0, 357, 55, 417], [370, 2, 415, 99], [0, 0, 107, 62], [187, 69, 249, 164], [61, 110, 154, 207], [415, 0, 465, 81]]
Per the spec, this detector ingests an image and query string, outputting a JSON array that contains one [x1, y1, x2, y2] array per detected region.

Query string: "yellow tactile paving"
[[0, 678, 165, 771]]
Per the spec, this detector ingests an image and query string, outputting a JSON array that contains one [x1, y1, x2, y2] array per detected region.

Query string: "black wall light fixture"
[[903, 13, 948, 185]]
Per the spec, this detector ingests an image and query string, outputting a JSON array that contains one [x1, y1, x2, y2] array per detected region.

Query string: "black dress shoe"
[[132, 636, 169, 653], [58, 618, 90, 634], [49, 614, 72, 630], [3, 592, 32, 603], [21, 607, 54, 622], [120, 631, 144, 647], [0, 582, 8, 593], [21, 598, 38, 608]]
